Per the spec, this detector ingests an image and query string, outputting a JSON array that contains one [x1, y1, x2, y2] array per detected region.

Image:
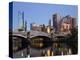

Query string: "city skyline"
[[9, 2, 78, 58], [12, 2, 78, 31]]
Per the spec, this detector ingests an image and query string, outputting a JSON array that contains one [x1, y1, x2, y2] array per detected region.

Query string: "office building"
[[52, 13, 61, 33], [60, 15, 76, 33]]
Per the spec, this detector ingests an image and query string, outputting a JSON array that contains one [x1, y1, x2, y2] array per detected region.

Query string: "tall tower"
[[49, 19, 51, 28], [47, 19, 51, 33], [18, 11, 25, 31], [52, 13, 61, 33], [30, 23, 32, 30], [52, 13, 58, 32], [25, 21, 27, 31], [22, 12, 25, 30]]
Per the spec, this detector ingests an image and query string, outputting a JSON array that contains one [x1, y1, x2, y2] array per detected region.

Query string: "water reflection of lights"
[[12, 36, 72, 57], [41, 43, 72, 56]]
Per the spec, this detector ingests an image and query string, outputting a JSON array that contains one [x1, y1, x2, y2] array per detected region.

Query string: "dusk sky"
[[12, 2, 78, 30]]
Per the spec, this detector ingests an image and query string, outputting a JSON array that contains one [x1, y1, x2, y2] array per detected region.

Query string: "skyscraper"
[[30, 23, 32, 30], [18, 11, 26, 31], [49, 19, 51, 28], [72, 17, 76, 28], [47, 19, 51, 33], [52, 13, 61, 33], [25, 21, 27, 31]]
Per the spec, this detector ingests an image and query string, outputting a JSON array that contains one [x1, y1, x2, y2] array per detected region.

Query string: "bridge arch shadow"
[[11, 35, 30, 52], [30, 36, 53, 49]]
